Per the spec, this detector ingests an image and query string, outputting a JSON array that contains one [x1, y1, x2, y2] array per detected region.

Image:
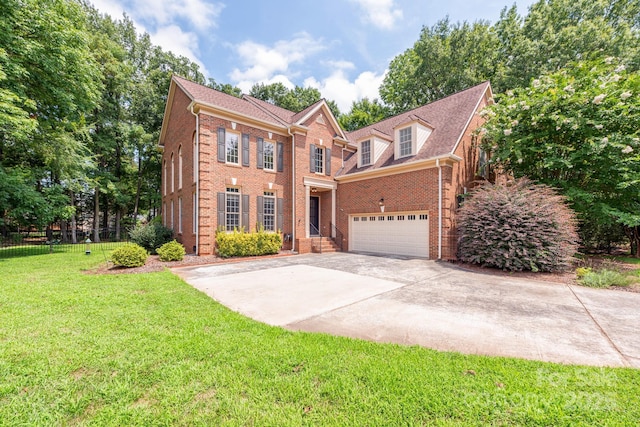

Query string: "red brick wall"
[[336, 167, 450, 259], [161, 87, 196, 253], [292, 107, 342, 246], [196, 114, 293, 255]]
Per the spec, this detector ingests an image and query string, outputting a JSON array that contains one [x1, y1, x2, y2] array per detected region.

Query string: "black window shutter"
[[242, 133, 250, 167], [325, 147, 332, 176], [217, 127, 226, 162], [309, 144, 315, 173], [256, 196, 264, 230], [242, 194, 249, 231], [277, 198, 284, 231], [277, 142, 284, 172], [217, 192, 225, 230], [257, 137, 264, 169]]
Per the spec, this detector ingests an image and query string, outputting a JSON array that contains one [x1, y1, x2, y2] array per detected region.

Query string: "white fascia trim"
[[336, 154, 462, 183], [450, 82, 492, 155], [303, 176, 337, 190]]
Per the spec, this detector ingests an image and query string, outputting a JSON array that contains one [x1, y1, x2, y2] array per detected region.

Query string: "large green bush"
[[129, 222, 173, 254], [110, 243, 148, 268], [457, 178, 579, 272], [157, 240, 186, 262], [216, 229, 282, 258]]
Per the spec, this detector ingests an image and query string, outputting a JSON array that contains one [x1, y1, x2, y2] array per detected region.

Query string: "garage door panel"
[[350, 212, 428, 258]]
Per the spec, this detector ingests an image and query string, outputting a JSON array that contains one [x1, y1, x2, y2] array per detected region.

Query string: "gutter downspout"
[[189, 104, 199, 255], [436, 158, 442, 260], [287, 127, 296, 252]]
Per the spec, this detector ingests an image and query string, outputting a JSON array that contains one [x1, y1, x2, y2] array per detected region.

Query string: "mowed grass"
[[1, 252, 639, 426]]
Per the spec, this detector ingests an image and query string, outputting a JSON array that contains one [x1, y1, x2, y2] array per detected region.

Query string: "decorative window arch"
[[170, 153, 175, 193], [163, 160, 167, 195], [178, 145, 183, 190]]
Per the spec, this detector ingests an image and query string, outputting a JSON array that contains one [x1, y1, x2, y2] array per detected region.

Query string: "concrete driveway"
[[174, 252, 640, 368]]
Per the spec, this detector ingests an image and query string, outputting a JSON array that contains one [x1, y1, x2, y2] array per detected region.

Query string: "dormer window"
[[399, 127, 412, 157], [361, 140, 371, 166]]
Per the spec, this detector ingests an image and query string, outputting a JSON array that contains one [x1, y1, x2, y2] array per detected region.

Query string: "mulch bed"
[[453, 259, 640, 293], [86, 251, 295, 275]]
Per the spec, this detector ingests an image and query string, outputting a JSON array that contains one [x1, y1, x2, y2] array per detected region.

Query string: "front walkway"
[[174, 253, 640, 368]]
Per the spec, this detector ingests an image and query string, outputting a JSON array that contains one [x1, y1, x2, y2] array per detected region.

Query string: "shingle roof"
[[242, 94, 296, 124], [340, 81, 490, 176], [172, 75, 289, 127]]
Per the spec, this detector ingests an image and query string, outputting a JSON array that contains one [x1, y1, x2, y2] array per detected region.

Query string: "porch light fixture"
[[379, 198, 385, 213], [311, 187, 317, 193]]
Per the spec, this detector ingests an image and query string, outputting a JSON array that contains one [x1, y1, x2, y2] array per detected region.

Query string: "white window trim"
[[170, 153, 175, 193], [226, 131, 240, 165], [314, 145, 324, 174], [225, 187, 241, 231], [360, 139, 372, 166], [178, 196, 182, 234], [398, 127, 412, 158], [263, 140, 275, 171], [178, 146, 182, 190], [263, 191, 276, 232]]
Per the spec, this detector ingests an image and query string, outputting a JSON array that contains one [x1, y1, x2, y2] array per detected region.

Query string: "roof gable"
[[340, 81, 491, 176]]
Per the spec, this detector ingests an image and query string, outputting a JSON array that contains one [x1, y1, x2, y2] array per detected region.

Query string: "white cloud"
[[304, 69, 386, 112], [350, 0, 403, 30], [229, 33, 326, 91], [150, 25, 209, 75], [132, 0, 223, 31], [325, 60, 356, 70]]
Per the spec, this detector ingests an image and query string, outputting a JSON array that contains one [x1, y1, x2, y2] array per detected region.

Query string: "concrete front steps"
[[311, 237, 341, 253]]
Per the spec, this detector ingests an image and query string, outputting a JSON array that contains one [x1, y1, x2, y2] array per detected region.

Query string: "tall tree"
[[338, 98, 391, 131], [481, 58, 640, 255], [249, 82, 342, 117], [0, 0, 101, 236], [380, 18, 500, 113], [380, 0, 640, 114]]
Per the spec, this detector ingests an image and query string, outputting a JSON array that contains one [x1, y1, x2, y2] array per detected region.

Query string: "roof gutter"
[[189, 102, 199, 255], [287, 126, 296, 253], [437, 158, 443, 260]]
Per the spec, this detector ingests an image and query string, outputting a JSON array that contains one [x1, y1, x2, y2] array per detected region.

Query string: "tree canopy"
[[380, 0, 640, 113], [481, 58, 640, 254]]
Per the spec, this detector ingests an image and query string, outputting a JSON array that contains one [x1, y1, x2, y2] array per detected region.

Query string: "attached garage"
[[349, 212, 429, 258]]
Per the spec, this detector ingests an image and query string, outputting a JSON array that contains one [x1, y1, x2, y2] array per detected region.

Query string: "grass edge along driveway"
[[0, 251, 638, 426]]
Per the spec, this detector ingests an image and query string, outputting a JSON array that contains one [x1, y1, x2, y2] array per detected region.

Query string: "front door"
[[309, 196, 320, 236]]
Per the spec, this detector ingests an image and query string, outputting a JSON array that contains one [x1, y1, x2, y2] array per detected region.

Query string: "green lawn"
[[1, 252, 639, 426]]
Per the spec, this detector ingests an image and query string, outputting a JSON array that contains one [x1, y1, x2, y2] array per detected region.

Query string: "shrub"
[[216, 229, 282, 258], [157, 240, 186, 262], [579, 269, 632, 288], [129, 223, 174, 254], [457, 178, 579, 272], [575, 267, 592, 279], [110, 243, 148, 268]]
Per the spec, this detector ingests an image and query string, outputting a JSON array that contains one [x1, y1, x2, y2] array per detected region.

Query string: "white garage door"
[[350, 212, 429, 258]]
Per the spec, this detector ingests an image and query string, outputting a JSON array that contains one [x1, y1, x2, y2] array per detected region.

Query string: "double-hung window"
[[225, 187, 240, 231], [313, 145, 324, 174], [399, 127, 412, 157], [263, 191, 275, 232], [263, 141, 274, 171], [226, 132, 239, 164], [361, 140, 371, 166]]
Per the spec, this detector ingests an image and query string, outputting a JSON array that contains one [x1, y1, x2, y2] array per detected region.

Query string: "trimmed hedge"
[[110, 243, 148, 268], [457, 178, 579, 272], [157, 240, 186, 262], [216, 229, 282, 258]]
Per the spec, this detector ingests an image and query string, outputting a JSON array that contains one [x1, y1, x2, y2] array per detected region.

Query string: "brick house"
[[159, 75, 492, 259]]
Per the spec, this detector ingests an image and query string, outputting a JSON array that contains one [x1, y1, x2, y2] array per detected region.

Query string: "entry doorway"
[[309, 196, 320, 236]]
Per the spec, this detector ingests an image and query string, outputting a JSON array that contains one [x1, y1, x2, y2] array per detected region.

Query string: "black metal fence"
[[0, 228, 129, 259]]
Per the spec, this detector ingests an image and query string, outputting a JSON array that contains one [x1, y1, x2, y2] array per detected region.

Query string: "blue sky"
[[90, 0, 535, 112]]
